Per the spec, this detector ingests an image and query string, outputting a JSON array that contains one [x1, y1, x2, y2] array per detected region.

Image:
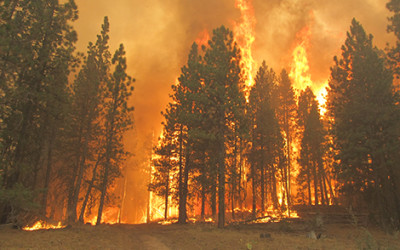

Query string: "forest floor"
[[0, 209, 399, 249]]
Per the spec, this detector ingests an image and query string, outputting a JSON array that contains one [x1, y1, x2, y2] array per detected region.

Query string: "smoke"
[[253, 0, 393, 87], [73, 0, 394, 223]]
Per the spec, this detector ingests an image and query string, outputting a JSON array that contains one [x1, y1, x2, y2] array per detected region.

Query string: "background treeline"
[[151, 0, 400, 230], [0, 1, 134, 226]]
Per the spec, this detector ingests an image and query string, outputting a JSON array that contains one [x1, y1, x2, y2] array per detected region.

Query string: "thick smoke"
[[73, 0, 394, 223]]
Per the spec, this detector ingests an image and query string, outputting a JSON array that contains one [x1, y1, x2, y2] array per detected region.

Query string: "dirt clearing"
[[0, 221, 399, 249]]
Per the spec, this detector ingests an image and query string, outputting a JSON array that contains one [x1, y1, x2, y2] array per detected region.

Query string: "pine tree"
[[248, 62, 283, 217], [96, 43, 134, 225], [202, 26, 245, 228], [327, 19, 400, 228], [297, 87, 326, 206], [277, 69, 297, 214], [387, 0, 400, 80], [0, 0, 78, 223], [66, 17, 110, 222], [150, 124, 177, 220]]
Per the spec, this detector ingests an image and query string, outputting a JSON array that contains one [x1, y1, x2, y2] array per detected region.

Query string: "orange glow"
[[289, 26, 328, 115], [84, 207, 121, 225], [195, 29, 210, 48], [23, 221, 65, 231], [315, 86, 328, 115], [142, 130, 179, 224], [289, 27, 312, 91], [234, 0, 256, 88]]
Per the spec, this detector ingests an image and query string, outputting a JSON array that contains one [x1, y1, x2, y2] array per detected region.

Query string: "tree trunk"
[[251, 161, 257, 219], [260, 166, 265, 213], [201, 181, 206, 220], [307, 164, 312, 206], [67, 125, 83, 222], [200, 153, 206, 221], [181, 151, 190, 222], [41, 127, 55, 216], [286, 116, 292, 217], [217, 142, 225, 228], [164, 169, 169, 220], [312, 161, 319, 205], [72, 117, 93, 221], [238, 140, 244, 210], [178, 124, 187, 224], [211, 163, 217, 219], [271, 167, 279, 209], [79, 157, 101, 222], [96, 110, 115, 225]]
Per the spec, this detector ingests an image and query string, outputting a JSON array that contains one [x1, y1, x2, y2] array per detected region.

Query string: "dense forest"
[[0, 1, 133, 226], [0, 0, 399, 232], [151, 1, 400, 230]]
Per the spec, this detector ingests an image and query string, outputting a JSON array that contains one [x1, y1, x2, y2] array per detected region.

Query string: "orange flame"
[[289, 26, 328, 114], [289, 27, 312, 91], [315, 86, 327, 115], [195, 29, 210, 48], [234, 0, 256, 88], [23, 221, 65, 231]]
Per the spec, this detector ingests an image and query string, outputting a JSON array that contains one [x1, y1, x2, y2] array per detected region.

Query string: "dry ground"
[[0, 220, 399, 250]]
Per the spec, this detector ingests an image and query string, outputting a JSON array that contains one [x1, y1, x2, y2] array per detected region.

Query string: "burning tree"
[[297, 87, 328, 206], [276, 69, 298, 215], [150, 119, 179, 220], [153, 26, 246, 227]]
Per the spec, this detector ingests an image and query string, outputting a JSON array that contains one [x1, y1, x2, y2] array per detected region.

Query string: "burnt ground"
[[0, 216, 399, 250]]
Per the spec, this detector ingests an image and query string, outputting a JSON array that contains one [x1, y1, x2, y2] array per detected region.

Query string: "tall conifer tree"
[[327, 19, 400, 228]]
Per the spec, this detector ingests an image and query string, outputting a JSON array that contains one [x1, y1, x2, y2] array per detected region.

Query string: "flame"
[[84, 207, 121, 225], [315, 86, 327, 115], [289, 26, 312, 91], [289, 26, 328, 115], [234, 0, 256, 88], [195, 29, 210, 48], [23, 221, 65, 231], [142, 130, 179, 224]]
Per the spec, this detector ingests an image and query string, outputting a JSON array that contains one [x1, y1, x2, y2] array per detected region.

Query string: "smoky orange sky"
[[72, 0, 394, 222], [74, 0, 393, 137]]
